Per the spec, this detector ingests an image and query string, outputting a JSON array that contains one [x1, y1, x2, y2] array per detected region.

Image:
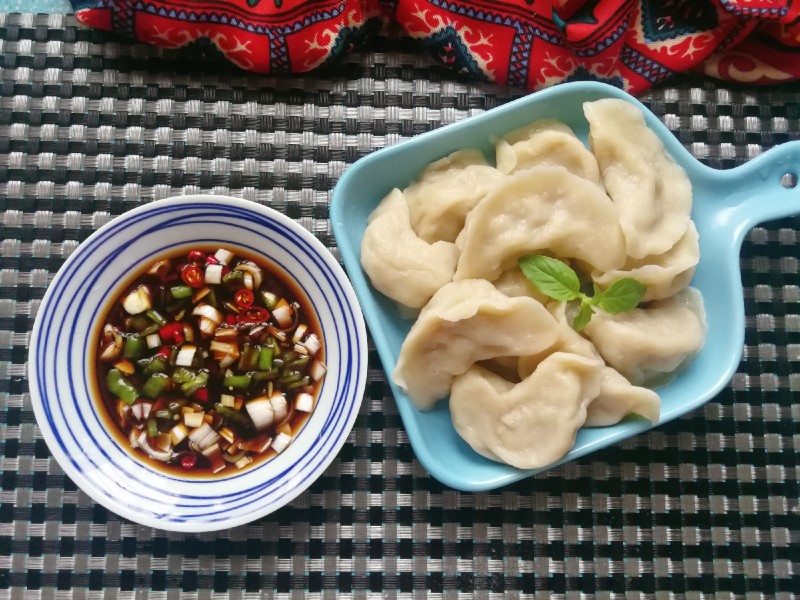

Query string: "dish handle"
[[709, 140, 800, 243]]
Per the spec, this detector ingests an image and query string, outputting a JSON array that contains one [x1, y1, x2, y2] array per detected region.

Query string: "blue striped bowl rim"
[[28, 195, 368, 532]]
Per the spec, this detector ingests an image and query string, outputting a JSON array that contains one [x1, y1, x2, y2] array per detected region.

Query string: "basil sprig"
[[518, 255, 647, 331]]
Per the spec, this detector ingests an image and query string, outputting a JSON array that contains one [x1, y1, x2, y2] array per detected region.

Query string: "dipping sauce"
[[94, 247, 326, 477]]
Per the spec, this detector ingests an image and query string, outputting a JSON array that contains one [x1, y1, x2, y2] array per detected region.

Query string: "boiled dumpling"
[[592, 221, 699, 302], [449, 353, 603, 469], [583, 288, 706, 387], [477, 356, 521, 382], [392, 279, 561, 410], [454, 166, 626, 281], [584, 99, 692, 259], [361, 188, 458, 309], [403, 149, 504, 243], [495, 119, 601, 183], [491, 268, 551, 305], [500, 118, 574, 145], [584, 368, 660, 427], [517, 302, 597, 378], [517, 302, 661, 427]]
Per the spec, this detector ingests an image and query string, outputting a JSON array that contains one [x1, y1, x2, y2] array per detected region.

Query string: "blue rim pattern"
[[30, 200, 366, 527]]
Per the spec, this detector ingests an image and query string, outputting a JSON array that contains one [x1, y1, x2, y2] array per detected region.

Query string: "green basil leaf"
[[518, 256, 580, 302], [572, 302, 594, 332], [596, 278, 648, 314], [591, 283, 604, 305]]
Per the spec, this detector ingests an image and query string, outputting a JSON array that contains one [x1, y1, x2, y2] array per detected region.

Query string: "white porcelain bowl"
[[28, 195, 368, 532]]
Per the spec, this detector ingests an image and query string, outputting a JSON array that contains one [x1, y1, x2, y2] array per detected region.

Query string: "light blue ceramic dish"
[[29, 196, 368, 531], [330, 81, 800, 492]]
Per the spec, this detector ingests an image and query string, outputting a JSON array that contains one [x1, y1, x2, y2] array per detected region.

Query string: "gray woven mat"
[[0, 13, 798, 599]]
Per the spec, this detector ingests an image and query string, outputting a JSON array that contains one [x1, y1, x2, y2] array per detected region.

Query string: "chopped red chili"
[[234, 288, 254, 309], [193, 387, 209, 402], [187, 250, 206, 264], [205, 255, 220, 265], [159, 322, 184, 344], [237, 307, 270, 325], [181, 264, 204, 288], [181, 453, 197, 469]]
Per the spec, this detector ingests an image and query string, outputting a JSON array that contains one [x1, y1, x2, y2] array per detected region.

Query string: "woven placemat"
[[0, 13, 798, 598]]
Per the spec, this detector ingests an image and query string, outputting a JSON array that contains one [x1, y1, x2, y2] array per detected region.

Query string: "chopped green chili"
[[107, 368, 139, 405]]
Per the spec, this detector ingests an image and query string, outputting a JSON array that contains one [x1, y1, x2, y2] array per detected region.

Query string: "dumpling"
[[454, 166, 626, 281], [517, 302, 598, 379], [583, 288, 706, 387], [478, 356, 521, 382], [584, 99, 692, 259], [360, 188, 458, 309], [584, 368, 660, 427], [491, 268, 551, 305], [403, 149, 504, 243], [449, 353, 603, 469], [592, 221, 699, 302], [392, 279, 561, 411], [495, 119, 601, 183], [517, 302, 661, 427], [500, 118, 574, 145]]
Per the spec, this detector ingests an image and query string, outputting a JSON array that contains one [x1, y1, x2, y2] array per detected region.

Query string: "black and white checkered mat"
[[0, 13, 798, 598]]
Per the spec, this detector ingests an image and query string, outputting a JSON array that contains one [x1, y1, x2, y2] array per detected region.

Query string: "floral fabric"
[[71, 0, 800, 93]]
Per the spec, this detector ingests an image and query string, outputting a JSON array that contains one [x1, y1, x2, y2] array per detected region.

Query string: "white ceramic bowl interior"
[[28, 195, 367, 532]]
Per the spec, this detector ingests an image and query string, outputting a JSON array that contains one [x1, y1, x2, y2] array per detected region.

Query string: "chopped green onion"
[[175, 344, 198, 368], [295, 392, 313, 413], [154, 409, 172, 420], [309, 360, 327, 382], [272, 432, 292, 454], [145, 333, 161, 349], [303, 334, 321, 356], [214, 248, 234, 265], [123, 285, 152, 315], [205, 264, 224, 285]]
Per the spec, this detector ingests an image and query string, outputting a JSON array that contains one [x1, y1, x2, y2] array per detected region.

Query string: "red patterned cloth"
[[70, 0, 800, 94]]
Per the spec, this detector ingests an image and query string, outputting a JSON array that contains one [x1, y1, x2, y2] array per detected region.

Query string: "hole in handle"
[[781, 172, 797, 189]]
